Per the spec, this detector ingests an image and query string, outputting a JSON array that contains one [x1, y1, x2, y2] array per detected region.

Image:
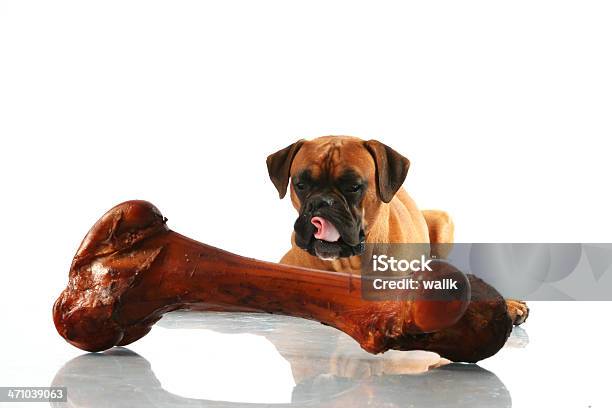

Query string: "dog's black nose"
[[306, 195, 335, 213]]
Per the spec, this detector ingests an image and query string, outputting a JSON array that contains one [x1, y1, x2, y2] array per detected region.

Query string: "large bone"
[[53, 201, 512, 362]]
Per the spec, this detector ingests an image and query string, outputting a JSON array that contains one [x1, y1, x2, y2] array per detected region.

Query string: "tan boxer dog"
[[267, 135, 528, 325]]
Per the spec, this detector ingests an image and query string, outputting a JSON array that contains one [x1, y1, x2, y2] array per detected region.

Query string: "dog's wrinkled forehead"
[[290, 137, 375, 182]]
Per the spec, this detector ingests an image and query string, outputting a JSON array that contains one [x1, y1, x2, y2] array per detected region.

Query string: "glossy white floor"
[[1, 302, 610, 407]]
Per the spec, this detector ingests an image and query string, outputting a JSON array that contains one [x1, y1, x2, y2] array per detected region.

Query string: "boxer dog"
[[267, 135, 528, 325]]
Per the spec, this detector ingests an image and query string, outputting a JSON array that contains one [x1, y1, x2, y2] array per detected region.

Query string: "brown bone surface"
[[53, 201, 512, 362]]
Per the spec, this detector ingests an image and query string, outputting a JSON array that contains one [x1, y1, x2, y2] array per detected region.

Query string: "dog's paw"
[[506, 299, 529, 326]]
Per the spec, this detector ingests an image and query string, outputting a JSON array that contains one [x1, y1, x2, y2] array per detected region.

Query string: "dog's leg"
[[422, 210, 454, 259], [506, 299, 529, 326], [422, 210, 454, 244]]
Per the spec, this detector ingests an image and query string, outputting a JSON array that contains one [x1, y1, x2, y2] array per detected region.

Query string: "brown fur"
[[271, 135, 528, 326], [278, 136, 453, 273]]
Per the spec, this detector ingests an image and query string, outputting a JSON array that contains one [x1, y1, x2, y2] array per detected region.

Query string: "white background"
[[1, 1, 611, 407]]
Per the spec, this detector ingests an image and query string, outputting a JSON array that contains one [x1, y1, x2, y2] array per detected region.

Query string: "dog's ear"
[[364, 140, 410, 203], [266, 139, 306, 199]]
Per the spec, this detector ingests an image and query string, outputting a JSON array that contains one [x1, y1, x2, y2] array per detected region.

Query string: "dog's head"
[[267, 136, 410, 260]]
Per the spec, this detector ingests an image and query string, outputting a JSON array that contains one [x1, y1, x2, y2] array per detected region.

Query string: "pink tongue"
[[311, 216, 341, 242]]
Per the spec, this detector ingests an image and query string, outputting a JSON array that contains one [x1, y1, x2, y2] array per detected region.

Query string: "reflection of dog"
[[267, 135, 528, 325]]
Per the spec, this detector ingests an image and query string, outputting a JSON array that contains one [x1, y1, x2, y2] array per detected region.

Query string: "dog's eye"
[[295, 182, 306, 191], [346, 184, 362, 193]]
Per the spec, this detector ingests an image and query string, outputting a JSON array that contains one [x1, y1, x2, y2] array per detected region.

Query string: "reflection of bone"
[[53, 200, 512, 362], [51, 348, 511, 408], [159, 311, 450, 382]]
